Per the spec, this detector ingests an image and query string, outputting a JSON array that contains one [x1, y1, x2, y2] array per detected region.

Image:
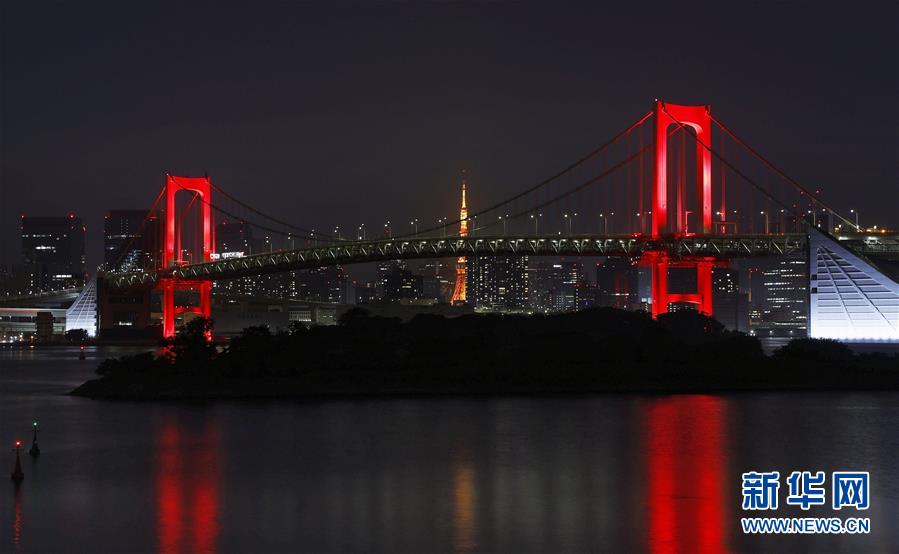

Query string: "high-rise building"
[[531, 260, 585, 313], [753, 256, 808, 336], [376, 261, 402, 298], [467, 255, 529, 311], [295, 266, 354, 304], [214, 221, 255, 297], [21, 215, 86, 291], [356, 281, 379, 305], [451, 177, 468, 304], [382, 264, 423, 301], [213, 221, 285, 298], [711, 268, 749, 332], [633, 265, 652, 310], [358, 261, 453, 305], [354, 262, 420, 304], [104, 209, 161, 271], [420, 260, 453, 302], [595, 257, 638, 310], [531, 261, 563, 313], [746, 266, 765, 327]]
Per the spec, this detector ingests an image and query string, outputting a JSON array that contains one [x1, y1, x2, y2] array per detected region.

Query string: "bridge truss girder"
[[106, 234, 808, 288]]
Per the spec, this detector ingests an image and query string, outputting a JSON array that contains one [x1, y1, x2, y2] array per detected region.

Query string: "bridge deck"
[[107, 233, 816, 287]]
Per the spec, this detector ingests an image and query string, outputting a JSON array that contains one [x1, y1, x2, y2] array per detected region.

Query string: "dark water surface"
[[1, 346, 898, 553]]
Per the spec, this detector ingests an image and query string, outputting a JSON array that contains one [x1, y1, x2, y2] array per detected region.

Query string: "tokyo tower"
[[450, 177, 468, 304]]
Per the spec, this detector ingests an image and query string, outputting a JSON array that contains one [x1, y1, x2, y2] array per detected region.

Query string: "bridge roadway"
[[104, 232, 899, 288], [107, 233, 814, 287], [0, 287, 83, 307]]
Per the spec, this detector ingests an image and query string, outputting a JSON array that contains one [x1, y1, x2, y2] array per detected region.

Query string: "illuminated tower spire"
[[459, 180, 468, 235], [451, 175, 468, 304]]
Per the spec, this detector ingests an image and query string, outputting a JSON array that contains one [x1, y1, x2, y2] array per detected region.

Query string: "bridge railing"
[[0, 286, 83, 304], [105, 233, 811, 288]]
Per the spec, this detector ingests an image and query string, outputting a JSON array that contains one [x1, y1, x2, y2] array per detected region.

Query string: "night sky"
[[1, 2, 897, 269]]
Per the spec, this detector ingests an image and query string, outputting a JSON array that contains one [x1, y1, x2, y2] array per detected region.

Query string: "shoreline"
[[69, 308, 899, 402]]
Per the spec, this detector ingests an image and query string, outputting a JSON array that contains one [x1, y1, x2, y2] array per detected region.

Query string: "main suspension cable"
[[663, 104, 848, 228], [393, 110, 654, 240], [210, 183, 331, 238], [171, 181, 327, 243], [711, 114, 854, 229]]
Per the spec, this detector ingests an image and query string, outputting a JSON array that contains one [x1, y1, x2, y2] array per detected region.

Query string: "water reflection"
[[155, 418, 221, 554], [646, 396, 728, 554], [12, 486, 22, 553], [3, 349, 898, 553], [451, 452, 477, 553]]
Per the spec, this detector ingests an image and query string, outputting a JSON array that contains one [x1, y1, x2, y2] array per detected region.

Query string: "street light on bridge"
[[530, 212, 542, 234], [497, 214, 509, 236], [760, 211, 769, 235], [599, 212, 614, 234], [850, 209, 860, 231], [562, 212, 578, 235]]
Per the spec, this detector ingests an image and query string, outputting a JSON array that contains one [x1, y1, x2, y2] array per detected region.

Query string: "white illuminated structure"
[[66, 278, 97, 337], [809, 229, 899, 342]]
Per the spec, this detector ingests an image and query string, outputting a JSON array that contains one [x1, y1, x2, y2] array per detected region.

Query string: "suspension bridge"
[[100, 100, 899, 342]]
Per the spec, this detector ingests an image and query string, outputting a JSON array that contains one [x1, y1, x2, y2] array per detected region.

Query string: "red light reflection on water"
[[155, 420, 221, 554], [12, 487, 22, 552], [191, 427, 220, 554], [157, 424, 183, 553], [646, 396, 728, 554]]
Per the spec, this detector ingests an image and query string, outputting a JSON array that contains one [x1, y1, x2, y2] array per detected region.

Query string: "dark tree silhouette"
[[65, 328, 88, 343], [774, 338, 854, 363], [161, 317, 217, 370]]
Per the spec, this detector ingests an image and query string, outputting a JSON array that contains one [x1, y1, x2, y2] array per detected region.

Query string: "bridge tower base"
[[645, 252, 714, 318], [161, 279, 212, 338]]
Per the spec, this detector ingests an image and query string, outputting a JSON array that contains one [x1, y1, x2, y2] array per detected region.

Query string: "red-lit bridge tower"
[[645, 101, 717, 318], [160, 175, 214, 337]]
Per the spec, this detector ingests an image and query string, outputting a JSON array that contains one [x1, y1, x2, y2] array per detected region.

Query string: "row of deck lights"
[[218, 207, 872, 256]]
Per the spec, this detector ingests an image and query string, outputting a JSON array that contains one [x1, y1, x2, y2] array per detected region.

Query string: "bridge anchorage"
[[100, 99, 899, 342]]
